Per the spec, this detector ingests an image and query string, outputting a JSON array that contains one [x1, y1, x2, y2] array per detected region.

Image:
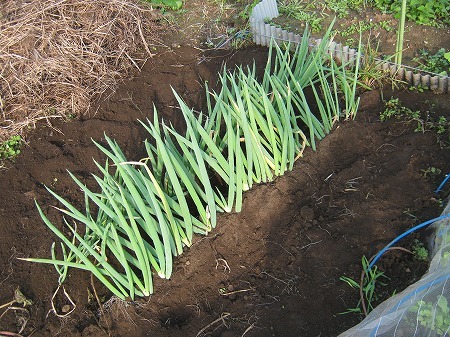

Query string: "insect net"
[[338, 201, 450, 337]]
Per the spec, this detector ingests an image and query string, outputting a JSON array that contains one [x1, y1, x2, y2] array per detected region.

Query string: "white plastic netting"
[[338, 201, 450, 337]]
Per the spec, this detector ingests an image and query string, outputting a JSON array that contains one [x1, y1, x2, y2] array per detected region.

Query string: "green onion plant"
[[22, 23, 361, 300], [394, 0, 407, 67]]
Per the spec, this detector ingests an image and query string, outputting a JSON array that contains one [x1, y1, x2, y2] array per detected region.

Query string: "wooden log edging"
[[249, 0, 450, 94]]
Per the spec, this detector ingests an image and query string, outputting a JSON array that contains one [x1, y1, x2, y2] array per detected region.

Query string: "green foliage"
[[325, 0, 365, 18], [408, 296, 450, 336], [377, 20, 393, 32], [24, 24, 362, 300], [408, 84, 429, 93], [143, 0, 183, 10], [372, 0, 450, 26], [238, 0, 260, 20], [356, 37, 397, 89], [277, 0, 323, 32], [445, 52, 450, 63], [334, 20, 393, 48], [413, 48, 450, 76], [380, 98, 425, 131], [422, 166, 442, 179], [380, 98, 412, 121], [340, 256, 389, 315], [380, 98, 450, 148], [0, 135, 22, 160], [412, 239, 429, 262], [433, 117, 450, 148], [339, 21, 374, 37]]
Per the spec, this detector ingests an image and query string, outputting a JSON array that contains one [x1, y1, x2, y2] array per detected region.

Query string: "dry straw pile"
[[0, 0, 162, 142]]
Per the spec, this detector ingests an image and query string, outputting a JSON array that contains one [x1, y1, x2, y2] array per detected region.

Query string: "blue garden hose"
[[369, 214, 450, 269], [367, 174, 450, 336], [435, 174, 450, 193], [370, 174, 450, 269]]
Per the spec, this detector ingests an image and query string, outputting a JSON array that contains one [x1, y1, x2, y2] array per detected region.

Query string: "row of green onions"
[[22, 25, 361, 300]]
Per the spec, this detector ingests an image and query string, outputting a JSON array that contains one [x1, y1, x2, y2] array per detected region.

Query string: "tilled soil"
[[1, 45, 450, 337]]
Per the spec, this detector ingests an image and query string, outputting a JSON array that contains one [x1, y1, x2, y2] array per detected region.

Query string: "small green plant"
[[413, 48, 450, 76], [0, 287, 33, 310], [339, 21, 374, 38], [408, 296, 450, 336], [333, 21, 392, 49], [379, 98, 430, 132], [0, 135, 22, 160], [237, 0, 260, 21], [325, 0, 349, 18], [412, 239, 428, 262], [431, 116, 450, 149], [143, 0, 183, 10], [422, 166, 442, 179], [340, 256, 389, 315], [277, 0, 323, 32], [436, 116, 448, 135], [325, 0, 366, 18], [403, 208, 419, 222], [372, 0, 450, 27], [377, 20, 393, 32], [408, 84, 429, 93], [357, 37, 398, 89], [379, 98, 414, 121]]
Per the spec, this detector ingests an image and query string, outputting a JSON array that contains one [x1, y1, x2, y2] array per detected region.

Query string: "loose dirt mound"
[[0, 0, 162, 142]]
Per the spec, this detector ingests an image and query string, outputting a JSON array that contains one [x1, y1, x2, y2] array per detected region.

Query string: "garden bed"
[[1, 44, 450, 336], [1, 1, 450, 336]]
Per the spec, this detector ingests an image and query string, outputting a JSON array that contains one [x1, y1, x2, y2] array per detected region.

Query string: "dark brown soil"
[[1, 44, 450, 337]]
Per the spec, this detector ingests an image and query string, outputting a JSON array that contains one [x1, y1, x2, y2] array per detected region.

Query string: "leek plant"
[[394, 0, 407, 66], [23, 24, 361, 300]]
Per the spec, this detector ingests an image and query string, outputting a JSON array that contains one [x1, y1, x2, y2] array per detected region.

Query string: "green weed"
[[408, 296, 450, 336], [324, 0, 366, 18], [413, 48, 450, 76], [380, 98, 424, 131], [143, 0, 183, 10], [422, 166, 442, 179], [412, 239, 429, 262], [238, 0, 260, 21], [339, 21, 374, 37], [380, 99, 450, 148], [371, 0, 450, 27], [277, 0, 323, 32], [408, 84, 429, 93], [0, 135, 22, 160], [380, 98, 413, 121], [356, 37, 398, 89], [340, 256, 389, 315]]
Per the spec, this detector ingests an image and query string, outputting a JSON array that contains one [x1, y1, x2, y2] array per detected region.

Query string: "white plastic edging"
[[249, 0, 450, 93]]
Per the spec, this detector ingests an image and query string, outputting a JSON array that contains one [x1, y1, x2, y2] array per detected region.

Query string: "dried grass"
[[0, 0, 163, 142]]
